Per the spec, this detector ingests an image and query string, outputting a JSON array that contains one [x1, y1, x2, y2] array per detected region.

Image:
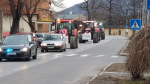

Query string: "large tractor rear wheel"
[[98, 33, 101, 41], [76, 37, 78, 48], [79, 34, 83, 43], [93, 33, 98, 43], [70, 36, 76, 49], [101, 33, 105, 40]]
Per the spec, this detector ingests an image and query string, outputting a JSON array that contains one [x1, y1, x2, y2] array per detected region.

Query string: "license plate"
[[7, 53, 16, 55], [48, 47, 54, 48]]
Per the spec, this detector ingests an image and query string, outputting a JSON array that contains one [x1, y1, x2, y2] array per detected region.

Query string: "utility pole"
[[91, 11, 92, 20], [125, 8, 128, 37], [109, 0, 112, 35], [0, 9, 3, 41]]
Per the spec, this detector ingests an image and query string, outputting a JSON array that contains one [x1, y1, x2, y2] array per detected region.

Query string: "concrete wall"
[[3, 15, 37, 32], [104, 28, 134, 36]]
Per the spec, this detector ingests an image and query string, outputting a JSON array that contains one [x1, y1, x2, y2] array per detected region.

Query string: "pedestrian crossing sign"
[[130, 19, 141, 30]]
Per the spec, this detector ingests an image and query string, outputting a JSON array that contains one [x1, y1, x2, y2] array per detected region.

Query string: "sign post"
[[147, 0, 150, 10], [130, 19, 141, 30], [125, 25, 128, 37]]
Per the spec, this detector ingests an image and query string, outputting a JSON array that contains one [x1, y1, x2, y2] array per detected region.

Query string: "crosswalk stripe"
[[95, 55, 105, 57], [66, 54, 77, 57], [111, 56, 118, 58], [80, 54, 89, 57], [38, 53, 50, 56]]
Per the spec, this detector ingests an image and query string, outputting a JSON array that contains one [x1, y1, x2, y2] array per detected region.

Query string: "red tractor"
[[55, 19, 78, 49], [79, 21, 101, 43]]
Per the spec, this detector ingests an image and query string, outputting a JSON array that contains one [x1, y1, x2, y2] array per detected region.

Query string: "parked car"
[[0, 34, 37, 61], [17, 33, 39, 47], [35, 33, 45, 46], [40, 34, 66, 52]]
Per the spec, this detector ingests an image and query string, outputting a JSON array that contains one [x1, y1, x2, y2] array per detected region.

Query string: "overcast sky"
[[52, 0, 84, 12]]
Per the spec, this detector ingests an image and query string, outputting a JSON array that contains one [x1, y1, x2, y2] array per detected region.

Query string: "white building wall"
[[3, 15, 37, 32]]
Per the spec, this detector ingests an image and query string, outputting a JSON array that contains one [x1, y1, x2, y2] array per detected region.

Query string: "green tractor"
[[96, 20, 105, 40]]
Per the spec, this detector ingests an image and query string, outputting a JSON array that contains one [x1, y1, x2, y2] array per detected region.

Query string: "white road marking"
[[80, 54, 89, 57], [14, 66, 28, 71], [95, 55, 105, 57], [53, 56, 61, 59], [56, 54, 63, 55], [111, 56, 118, 58], [66, 54, 77, 57], [38, 53, 50, 56], [52, 54, 63, 59]]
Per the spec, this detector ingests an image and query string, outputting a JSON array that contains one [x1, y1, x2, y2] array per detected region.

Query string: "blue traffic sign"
[[125, 25, 128, 28], [147, 0, 150, 10], [130, 19, 141, 30]]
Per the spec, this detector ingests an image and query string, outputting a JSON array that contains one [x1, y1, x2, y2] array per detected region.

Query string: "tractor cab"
[[79, 21, 101, 43], [81, 21, 97, 34], [56, 19, 78, 49], [56, 19, 77, 37]]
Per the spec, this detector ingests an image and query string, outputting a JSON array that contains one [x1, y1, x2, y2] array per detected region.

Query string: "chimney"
[[69, 11, 72, 15]]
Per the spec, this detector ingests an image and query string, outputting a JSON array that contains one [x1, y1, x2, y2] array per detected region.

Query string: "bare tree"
[[0, 0, 25, 34], [77, 0, 101, 20], [22, 0, 64, 32], [100, 0, 118, 35], [9, 0, 25, 34]]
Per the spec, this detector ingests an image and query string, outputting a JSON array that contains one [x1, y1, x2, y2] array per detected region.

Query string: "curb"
[[86, 63, 114, 84], [120, 41, 129, 56]]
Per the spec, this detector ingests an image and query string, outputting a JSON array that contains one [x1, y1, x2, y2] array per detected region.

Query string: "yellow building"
[[103, 20, 134, 36], [104, 28, 134, 36]]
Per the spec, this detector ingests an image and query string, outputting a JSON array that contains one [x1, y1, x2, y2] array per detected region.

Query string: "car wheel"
[[41, 49, 44, 52], [0, 59, 2, 61], [60, 48, 63, 52], [33, 49, 37, 59], [45, 50, 48, 52], [26, 52, 31, 61]]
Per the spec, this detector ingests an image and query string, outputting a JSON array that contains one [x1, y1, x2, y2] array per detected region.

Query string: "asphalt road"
[[0, 36, 128, 84]]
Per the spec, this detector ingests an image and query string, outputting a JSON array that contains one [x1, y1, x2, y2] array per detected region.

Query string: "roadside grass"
[[123, 78, 150, 84]]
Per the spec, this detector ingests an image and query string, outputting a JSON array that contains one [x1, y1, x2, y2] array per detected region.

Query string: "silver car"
[[40, 34, 66, 52]]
